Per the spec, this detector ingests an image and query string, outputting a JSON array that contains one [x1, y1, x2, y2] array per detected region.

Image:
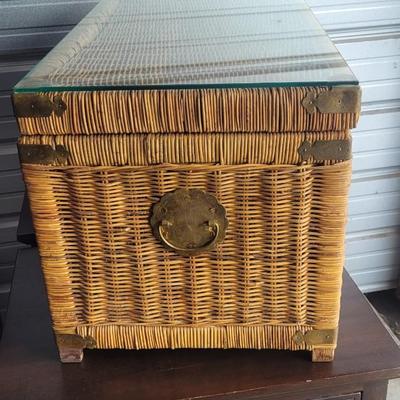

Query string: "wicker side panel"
[[75, 324, 314, 350], [17, 87, 359, 135], [20, 168, 80, 332], [19, 131, 351, 166], [22, 161, 351, 337]]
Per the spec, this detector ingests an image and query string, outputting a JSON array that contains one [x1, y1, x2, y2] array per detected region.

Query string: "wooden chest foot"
[[55, 334, 92, 363], [58, 347, 83, 363], [312, 348, 335, 362]]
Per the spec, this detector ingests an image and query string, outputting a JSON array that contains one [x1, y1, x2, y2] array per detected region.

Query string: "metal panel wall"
[[310, 0, 400, 292]]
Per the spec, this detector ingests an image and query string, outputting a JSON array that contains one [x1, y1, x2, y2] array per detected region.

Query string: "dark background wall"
[[0, 0, 97, 327]]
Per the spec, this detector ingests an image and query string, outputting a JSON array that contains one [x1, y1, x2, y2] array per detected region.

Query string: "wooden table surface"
[[1, 247, 400, 400]]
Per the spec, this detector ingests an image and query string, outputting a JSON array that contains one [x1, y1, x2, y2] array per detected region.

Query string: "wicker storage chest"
[[13, 0, 360, 363]]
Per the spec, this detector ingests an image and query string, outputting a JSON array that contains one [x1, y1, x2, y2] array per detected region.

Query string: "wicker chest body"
[[13, 0, 360, 362]]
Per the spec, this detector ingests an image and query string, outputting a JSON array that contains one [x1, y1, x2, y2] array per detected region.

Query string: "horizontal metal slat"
[[0, 282, 11, 311], [347, 209, 400, 233], [0, 309, 7, 325], [0, 1, 97, 30], [349, 191, 400, 215], [337, 38, 400, 60], [350, 266, 398, 293], [346, 227, 400, 256], [360, 79, 400, 104], [0, 192, 24, 216], [0, 170, 24, 194], [0, 264, 14, 285], [349, 56, 400, 82], [346, 248, 400, 272], [0, 62, 37, 91], [313, 1, 400, 31], [0, 118, 19, 141], [0, 242, 24, 264], [310, 0, 396, 7], [353, 148, 400, 171], [0, 144, 19, 171], [0, 215, 19, 243], [355, 108, 400, 131], [350, 169, 400, 197], [0, 28, 71, 55], [353, 128, 400, 152], [0, 92, 14, 117]]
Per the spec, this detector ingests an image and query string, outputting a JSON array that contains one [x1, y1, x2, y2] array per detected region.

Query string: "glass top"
[[15, 0, 358, 92]]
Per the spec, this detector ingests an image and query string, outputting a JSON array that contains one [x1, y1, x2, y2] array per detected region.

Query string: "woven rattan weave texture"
[[17, 88, 357, 361], [19, 131, 350, 166], [14, 0, 360, 362], [18, 88, 358, 135], [23, 160, 351, 348]]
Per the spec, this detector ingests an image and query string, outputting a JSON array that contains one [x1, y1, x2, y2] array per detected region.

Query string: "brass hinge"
[[56, 334, 96, 350], [18, 144, 69, 164], [298, 139, 351, 161], [292, 329, 337, 346], [13, 93, 67, 118], [302, 86, 361, 114]]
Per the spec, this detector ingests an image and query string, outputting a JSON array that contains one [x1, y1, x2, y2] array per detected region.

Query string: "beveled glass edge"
[[13, 80, 359, 93]]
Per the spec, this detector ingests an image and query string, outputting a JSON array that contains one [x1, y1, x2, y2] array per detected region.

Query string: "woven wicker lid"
[[13, 0, 360, 135]]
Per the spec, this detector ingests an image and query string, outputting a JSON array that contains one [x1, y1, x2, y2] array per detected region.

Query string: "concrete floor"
[[366, 290, 400, 400], [367, 290, 400, 343], [388, 378, 400, 399]]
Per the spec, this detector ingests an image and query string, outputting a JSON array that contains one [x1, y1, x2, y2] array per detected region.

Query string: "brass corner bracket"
[[13, 93, 67, 118], [302, 86, 361, 114], [18, 144, 69, 165], [293, 329, 338, 347], [56, 333, 96, 350], [298, 139, 351, 161]]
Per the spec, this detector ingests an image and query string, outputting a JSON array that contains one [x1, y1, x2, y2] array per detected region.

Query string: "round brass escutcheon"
[[150, 188, 228, 256]]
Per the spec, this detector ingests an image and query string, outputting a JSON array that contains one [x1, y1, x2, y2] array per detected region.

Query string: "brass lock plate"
[[150, 188, 228, 256]]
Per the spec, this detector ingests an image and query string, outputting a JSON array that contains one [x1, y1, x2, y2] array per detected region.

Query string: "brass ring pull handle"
[[158, 221, 220, 254], [150, 189, 228, 256]]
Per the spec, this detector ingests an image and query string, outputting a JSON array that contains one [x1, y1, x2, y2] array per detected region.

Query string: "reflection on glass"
[[15, 0, 358, 92]]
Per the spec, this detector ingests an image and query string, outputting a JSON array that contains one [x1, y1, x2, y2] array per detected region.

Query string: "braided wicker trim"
[[19, 130, 351, 166], [75, 324, 321, 350], [17, 87, 359, 135]]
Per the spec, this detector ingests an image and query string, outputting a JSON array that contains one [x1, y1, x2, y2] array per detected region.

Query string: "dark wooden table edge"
[[184, 369, 400, 400]]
